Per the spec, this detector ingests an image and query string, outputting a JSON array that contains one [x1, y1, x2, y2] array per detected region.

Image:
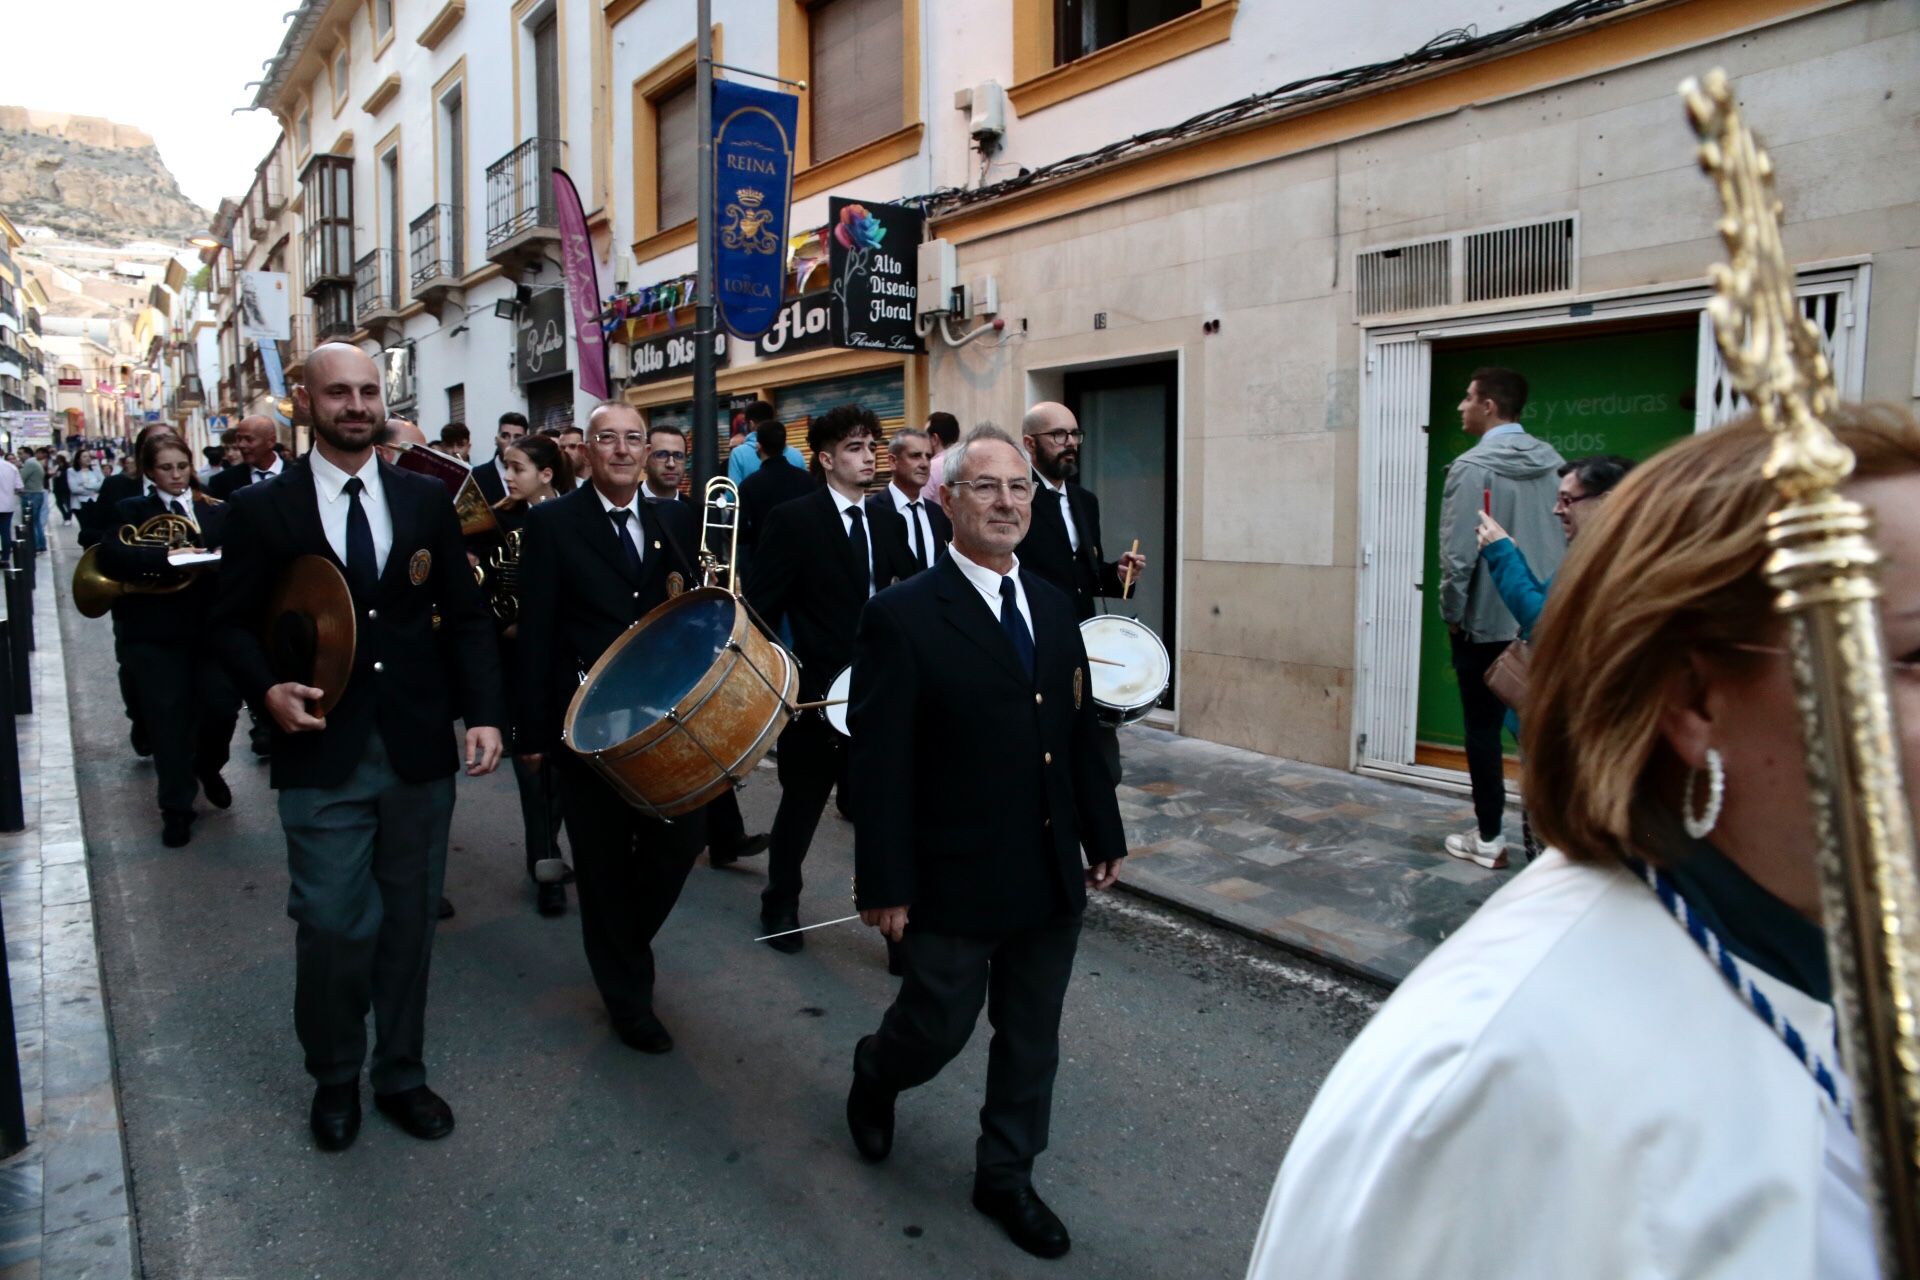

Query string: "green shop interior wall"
[[1414, 324, 1699, 750]]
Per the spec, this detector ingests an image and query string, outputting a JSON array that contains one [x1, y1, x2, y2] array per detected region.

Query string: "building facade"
[[222, 0, 1919, 786]]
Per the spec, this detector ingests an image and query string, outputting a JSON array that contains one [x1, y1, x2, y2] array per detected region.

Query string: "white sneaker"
[[1445, 830, 1509, 870]]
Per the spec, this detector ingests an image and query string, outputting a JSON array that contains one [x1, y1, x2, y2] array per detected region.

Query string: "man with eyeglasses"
[[512, 401, 706, 1056], [844, 422, 1127, 1260], [746, 404, 918, 951], [640, 424, 688, 501]]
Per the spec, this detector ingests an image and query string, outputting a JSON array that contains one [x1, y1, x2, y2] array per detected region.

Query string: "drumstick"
[[791, 697, 849, 711], [1086, 655, 1124, 666], [753, 913, 862, 942], [1121, 538, 1140, 600]]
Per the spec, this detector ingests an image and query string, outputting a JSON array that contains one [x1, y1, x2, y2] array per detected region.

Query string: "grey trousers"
[[860, 915, 1083, 1191], [280, 734, 454, 1094]]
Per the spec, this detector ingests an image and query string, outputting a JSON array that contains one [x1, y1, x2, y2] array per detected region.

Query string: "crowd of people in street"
[[47, 344, 1920, 1273]]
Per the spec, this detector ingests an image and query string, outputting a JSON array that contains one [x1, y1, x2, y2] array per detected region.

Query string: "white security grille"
[[1462, 217, 1575, 304], [1355, 240, 1450, 318], [1695, 274, 1863, 431], [1354, 215, 1579, 317], [1356, 335, 1432, 769]]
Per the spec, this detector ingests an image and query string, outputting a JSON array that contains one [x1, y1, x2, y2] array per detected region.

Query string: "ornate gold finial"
[[1681, 69, 1848, 498]]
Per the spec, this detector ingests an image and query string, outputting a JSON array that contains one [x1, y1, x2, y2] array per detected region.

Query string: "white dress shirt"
[[594, 485, 645, 565], [148, 486, 198, 530], [308, 449, 393, 577], [828, 485, 874, 596], [250, 455, 286, 485], [887, 480, 938, 569], [1036, 473, 1078, 552], [948, 544, 1033, 638]]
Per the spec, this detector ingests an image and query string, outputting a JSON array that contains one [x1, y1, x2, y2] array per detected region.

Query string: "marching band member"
[[865, 426, 950, 572], [1017, 403, 1147, 781], [492, 432, 575, 917], [845, 424, 1128, 1260], [512, 402, 704, 1055], [1245, 406, 1920, 1279], [745, 404, 917, 950], [212, 343, 505, 1153], [95, 433, 240, 848]]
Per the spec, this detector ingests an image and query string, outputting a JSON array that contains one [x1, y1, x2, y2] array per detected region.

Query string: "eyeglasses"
[[591, 432, 649, 450], [1554, 490, 1605, 511], [949, 478, 1036, 503], [1032, 429, 1085, 447], [650, 450, 686, 463]]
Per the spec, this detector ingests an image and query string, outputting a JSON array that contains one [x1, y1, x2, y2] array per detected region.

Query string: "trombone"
[[698, 476, 743, 593]]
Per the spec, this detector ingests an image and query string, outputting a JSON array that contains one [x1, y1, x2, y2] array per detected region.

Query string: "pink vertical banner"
[[551, 167, 610, 400]]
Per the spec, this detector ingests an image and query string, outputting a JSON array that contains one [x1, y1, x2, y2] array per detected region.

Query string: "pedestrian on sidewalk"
[[19, 447, 47, 553], [1246, 404, 1920, 1280], [211, 342, 505, 1154], [94, 434, 241, 847], [845, 424, 1128, 1262], [1435, 367, 1564, 870], [49, 452, 70, 524]]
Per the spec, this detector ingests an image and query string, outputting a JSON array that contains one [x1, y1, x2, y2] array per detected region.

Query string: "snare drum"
[[1079, 615, 1170, 726], [564, 587, 797, 817], [823, 665, 852, 737]]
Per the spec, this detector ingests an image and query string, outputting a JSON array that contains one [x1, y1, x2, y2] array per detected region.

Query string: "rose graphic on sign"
[[831, 203, 887, 342], [827, 198, 923, 353]]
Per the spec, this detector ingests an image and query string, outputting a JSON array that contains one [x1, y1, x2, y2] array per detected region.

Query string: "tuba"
[[72, 512, 212, 620], [1684, 70, 1920, 1273]]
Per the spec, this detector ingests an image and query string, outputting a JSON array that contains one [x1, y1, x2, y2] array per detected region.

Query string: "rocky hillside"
[[0, 107, 206, 244]]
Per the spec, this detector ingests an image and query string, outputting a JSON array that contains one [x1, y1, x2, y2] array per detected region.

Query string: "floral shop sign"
[[827, 198, 924, 353]]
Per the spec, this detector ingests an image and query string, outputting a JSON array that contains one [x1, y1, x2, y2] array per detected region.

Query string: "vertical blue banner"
[[712, 79, 799, 341]]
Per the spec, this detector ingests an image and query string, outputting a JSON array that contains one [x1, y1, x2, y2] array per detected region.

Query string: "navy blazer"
[[95, 490, 230, 644], [210, 456, 506, 790], [849, 557, 1128, 934], [1014, 479, 1124, 624]]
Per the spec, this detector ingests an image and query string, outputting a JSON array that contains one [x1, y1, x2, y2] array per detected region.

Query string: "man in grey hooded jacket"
[[1437, 367, 1565, 869]]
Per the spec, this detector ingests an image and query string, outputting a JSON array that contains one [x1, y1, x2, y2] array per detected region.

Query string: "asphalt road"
[[54, 545, 1380, 1279]]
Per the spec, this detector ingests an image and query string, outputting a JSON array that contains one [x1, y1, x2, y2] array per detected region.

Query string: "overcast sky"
[[8, 0, 293, 214]]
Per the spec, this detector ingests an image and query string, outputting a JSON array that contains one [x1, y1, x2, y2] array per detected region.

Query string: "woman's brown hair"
[[1523, 403, 1920, 866], [492, 433, 575, 511]]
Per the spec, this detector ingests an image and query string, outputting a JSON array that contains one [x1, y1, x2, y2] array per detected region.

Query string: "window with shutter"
[[655, 79, 697, 230], [1054, 0, 1200, 63], [808, 0, 904, 164]]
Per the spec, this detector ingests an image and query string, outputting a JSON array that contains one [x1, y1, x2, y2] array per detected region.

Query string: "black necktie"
[[907, 500, 926, 567], [846, 505, 871, 593], [342, 476, 376, 595], [168, 498, 186, 519], [255, 469, 271, 483], [610, 507, 644, 579], [999, 577, 1035, 682]]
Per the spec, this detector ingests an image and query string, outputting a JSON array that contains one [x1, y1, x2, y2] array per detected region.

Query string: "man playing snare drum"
[[512, 401, 705, 1055]]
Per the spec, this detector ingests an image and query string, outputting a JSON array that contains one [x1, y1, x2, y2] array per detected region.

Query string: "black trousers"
[[860, 915, 1083, 1191], [112, 636, 144, 737], [119, 639, 240, 816], [706, 786, 747, 852], [1450, 633, 1511, 841], [555, 755, 704, 1028], [763, 713, 845, 915]]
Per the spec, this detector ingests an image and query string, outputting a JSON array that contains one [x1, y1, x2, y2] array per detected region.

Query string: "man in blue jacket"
[[1437, 368, 1564, 870]]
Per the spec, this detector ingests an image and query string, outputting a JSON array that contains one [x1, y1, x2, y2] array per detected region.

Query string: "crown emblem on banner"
[[734, 187, 766, 209]]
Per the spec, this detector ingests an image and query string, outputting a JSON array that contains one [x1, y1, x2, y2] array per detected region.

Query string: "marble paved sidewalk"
[[1114, 726, 1516, 986], [0, 550, 136, 1280]]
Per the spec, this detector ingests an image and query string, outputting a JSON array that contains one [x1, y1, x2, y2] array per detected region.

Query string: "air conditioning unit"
[[607, 344, 632, 380]]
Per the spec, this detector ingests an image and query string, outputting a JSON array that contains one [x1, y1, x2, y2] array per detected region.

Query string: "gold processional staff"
[[1683, 68, 1920, 1272]]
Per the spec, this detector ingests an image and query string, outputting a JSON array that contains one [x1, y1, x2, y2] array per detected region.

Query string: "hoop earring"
[[1682, 747, 1726, 840]]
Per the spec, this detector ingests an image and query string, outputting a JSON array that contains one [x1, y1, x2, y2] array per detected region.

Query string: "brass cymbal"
[[265, 555, 357, 717]]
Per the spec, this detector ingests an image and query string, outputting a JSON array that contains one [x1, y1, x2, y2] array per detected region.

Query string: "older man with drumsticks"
[[512, 400, 707, 1056], [844, 422, 1128, 1260]]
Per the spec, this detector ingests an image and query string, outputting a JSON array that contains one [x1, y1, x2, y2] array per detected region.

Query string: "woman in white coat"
[[1247, 405, 1920, 1280]]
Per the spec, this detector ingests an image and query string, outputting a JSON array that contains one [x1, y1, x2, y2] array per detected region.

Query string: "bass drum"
[[564, 587, 796, 817], [1079, 614, 1170, 727]]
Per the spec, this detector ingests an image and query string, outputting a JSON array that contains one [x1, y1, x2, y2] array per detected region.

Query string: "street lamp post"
[[691, 0, 717, 492]]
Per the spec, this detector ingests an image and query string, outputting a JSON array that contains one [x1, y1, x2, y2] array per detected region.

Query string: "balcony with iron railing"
[[409, 204, 464, 300], [486, 137, 565, 263], [177, 373, 205, 408], [0, 339, 23, 373], [354, 249, 401, 326], [281, 313, 316, 372]]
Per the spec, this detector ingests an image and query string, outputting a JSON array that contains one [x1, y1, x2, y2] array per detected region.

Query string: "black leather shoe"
[[709, 832, 770, 868], [199, 771, 232, 810], [249, 724, 272, 759], [972, 1183, 1071, 1260], [161, 812, 192, 848], [761, 905, 804, 954], [310, 1082, 361, 1152], [536, 882, 566, 917], [130, 724, 152, 758], [885, 940, 906, 978], [438, 897, 456, 920], [615, 1013, 674, 1055], [847, 1043, 895, 1162], [374, 1085, 455, 1140]]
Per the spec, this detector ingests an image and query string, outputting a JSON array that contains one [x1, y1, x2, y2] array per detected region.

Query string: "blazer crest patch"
[[408, 548, 432, 586], [666, 571, 685, 598]]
